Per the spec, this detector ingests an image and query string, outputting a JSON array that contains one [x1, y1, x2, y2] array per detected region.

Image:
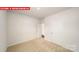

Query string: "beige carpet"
[[7, 38, 72, 52]]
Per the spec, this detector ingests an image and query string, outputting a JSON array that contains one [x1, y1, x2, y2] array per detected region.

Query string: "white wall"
[[43, 8, 79, 51], [0, 11, 7, 51], [8, 11, 40, 46]]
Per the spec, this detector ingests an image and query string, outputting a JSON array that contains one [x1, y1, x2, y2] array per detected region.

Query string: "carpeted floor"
[[7, 38, 72, 52]]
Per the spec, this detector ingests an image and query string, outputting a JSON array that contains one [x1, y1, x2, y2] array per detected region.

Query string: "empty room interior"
[[0, 7, 79, 52]]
